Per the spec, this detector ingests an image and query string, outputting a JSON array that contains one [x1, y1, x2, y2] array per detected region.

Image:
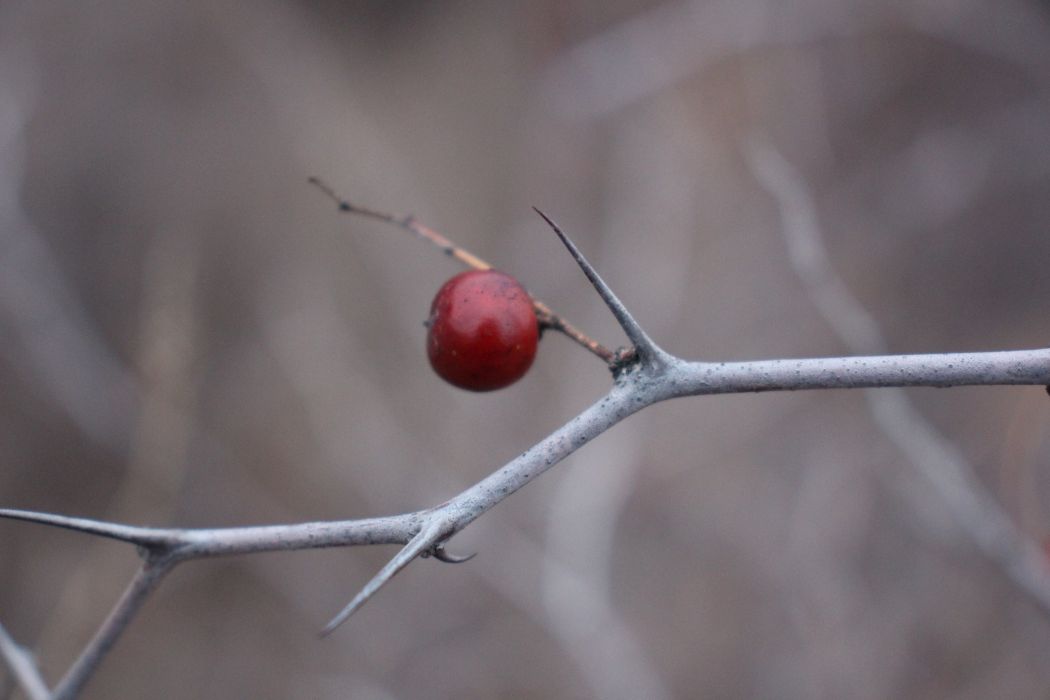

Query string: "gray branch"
[[52, 560, 172, 700], [2, 220, 1050, 698], [0, 622, 49, 700]]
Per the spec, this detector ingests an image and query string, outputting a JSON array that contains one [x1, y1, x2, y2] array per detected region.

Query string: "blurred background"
[[1, 1, 1050, 698]]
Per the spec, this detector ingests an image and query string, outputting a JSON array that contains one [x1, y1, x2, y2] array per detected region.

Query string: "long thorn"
[[0, 509, 180, 550], [320, 521, 445, 636], [532, 208, 665, 367]]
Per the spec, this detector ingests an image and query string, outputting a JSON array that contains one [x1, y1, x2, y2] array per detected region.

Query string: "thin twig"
[[0, 622, 49, 700], [52, 559, 173, 700], [307, 177, 617, 364], [307, 177, 491, 270], [531, 303, 618, 365]]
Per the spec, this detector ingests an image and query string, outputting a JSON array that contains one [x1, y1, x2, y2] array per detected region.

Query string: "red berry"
[[426, 269, 539, 391]]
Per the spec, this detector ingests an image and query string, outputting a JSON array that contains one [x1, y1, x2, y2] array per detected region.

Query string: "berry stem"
[[308, 177, 617, 365]]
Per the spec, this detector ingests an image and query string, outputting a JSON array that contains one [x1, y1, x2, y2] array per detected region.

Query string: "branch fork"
[[4, 194, 1050, 698]]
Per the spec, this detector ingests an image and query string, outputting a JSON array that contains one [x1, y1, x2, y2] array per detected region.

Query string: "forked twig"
[[308, 177, 618, 365], [4, 206, 1050, 697]]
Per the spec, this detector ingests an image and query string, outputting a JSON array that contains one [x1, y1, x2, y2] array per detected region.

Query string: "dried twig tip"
[[307, 176, 352, 211]]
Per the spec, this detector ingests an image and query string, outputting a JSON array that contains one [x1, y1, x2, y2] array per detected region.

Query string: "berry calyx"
[[426, 269, 539, 391]]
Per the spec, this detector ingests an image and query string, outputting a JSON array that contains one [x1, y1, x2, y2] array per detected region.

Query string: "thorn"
[[0, 509, 178, 550], [427, 543, 476, 564], [532, 207, 666, 369], [319, 521, 445, 637]]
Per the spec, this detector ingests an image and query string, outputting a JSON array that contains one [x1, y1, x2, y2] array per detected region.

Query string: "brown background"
[[2, 1, 1050, 698]]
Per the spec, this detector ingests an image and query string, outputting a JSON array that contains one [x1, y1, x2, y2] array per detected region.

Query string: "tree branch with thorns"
[[3, 180, 1050, 699]]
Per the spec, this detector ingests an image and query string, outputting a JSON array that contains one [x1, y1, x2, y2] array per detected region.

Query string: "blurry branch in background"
[[542, 0, 1050, 121], [0, 73, 136, 454], [537, 426, 670, 700], [476, 515, 672, 700], [4, 201, 1050, 697], [745, 138, 1050, 611]]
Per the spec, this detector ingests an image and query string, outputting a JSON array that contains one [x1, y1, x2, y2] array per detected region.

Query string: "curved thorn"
[[320, 521, 445, 637], [532, 207, 666, 367], [0, 509, 181, 550], [429, 543, 477, 564]]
